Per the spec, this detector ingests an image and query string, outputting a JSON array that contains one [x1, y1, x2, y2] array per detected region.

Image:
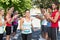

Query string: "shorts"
[[13, 25, 18, 32], [21, 33, 32, 40], [41, 25, 47, 33], [0, 34, 3, 40], [5, 26, 11, 35], [51, 28, 58, 40], [47, 27, 51, 38]]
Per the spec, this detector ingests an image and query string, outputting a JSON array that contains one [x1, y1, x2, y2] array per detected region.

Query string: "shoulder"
[[56, 11, 59, 15], [20, 18, 24, 21], [55, 11, 60, 17]]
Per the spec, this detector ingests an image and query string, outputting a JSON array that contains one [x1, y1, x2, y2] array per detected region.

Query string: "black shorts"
[[41, 25, 47, 33], [5, 26, 11, 35], [0, 34, 3, 40], [47, 27, 51, 38], [13, 25, 18, 32], [51, 28, 58, 40], [21, 33, 32, 40]]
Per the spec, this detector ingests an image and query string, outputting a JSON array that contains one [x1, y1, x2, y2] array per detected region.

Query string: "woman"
[[0, 9, 5, 40], [43, 2, 59, 40], [20, 9, 33, 40], [36, 8, 48, 40], [5, 7, 15, 40], [46, 7, 52, 40], [12, 11, 19, 36], [6, 7, 19, 40]]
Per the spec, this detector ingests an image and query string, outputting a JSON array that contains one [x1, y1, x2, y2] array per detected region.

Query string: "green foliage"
[[33, 0, 59, 8], [0, 0, 32, 16]]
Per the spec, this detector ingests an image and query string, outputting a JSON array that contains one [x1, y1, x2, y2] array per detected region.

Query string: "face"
[[0, 10, 4, 16], [15, 11, 18, 15], [47, 8, 52, 13], [41, 8, 46, 14], [52, 4, 57, 9], [10, 7, 14, 12], [25, 11, 30, 17], [8, 7, 14, 14]]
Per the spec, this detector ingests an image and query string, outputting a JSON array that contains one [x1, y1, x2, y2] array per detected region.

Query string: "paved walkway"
[[3, 29, 60, 40]]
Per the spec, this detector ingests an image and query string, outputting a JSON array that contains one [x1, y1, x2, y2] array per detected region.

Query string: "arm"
[[4, 21, 6, 26], [20, 18, 24, 30], [31, 24, 34, 30], [49, 12, 59, 23], [11, 14, 19, 23], [6, 15, 11, 23], [35, 15, 45, 20], [0, 21, 3, 26], [44, 12, 59, 23], [0, 18, 5, 26]]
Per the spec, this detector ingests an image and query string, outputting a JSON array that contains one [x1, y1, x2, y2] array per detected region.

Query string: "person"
[[42, 2, 60, 40], [0, 9, 5, 40], [35, 8, 48, 40], [12, 11, 19, 36], [5, 7, 14, 40], [46, 7, 52, 40], [20, 9, 33, 40], [5, 7, 19, 40]]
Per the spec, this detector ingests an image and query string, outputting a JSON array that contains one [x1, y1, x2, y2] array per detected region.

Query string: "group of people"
[[35, 2, 60, 40], [20, 2, 60, 40], [0, 7, 19, 40], [0, 2, 60, 40]]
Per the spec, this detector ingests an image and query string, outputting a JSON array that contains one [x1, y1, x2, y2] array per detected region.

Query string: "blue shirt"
[[47, 22, 51, 27]]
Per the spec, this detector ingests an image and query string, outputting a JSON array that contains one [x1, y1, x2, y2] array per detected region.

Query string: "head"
[[47, 8, 52, 13], [14, 10, 18, 15], [41, 8, 46, 14], [0, 9, 4, 16], [25, 9, 30, 18], [7, 7, 14, 15], [52, 2, 59, 10]]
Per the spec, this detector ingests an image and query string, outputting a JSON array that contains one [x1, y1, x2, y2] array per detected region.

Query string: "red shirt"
[[51, 10, 59, 28], [6, 18, 12, 27], [58, 16, 60, 20], [6, 22, 12, 27]]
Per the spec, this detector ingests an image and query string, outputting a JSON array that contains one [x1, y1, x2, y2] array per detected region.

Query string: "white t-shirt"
[[42, 19, 48, 25], [21, 18, 32, 34], [40, 14, 48, 25], [0, 18, 4, 34]]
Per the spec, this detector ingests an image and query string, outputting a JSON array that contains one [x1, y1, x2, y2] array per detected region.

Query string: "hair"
[[0, 9, 4, 14], [0, 9, 4, 11], [6, 6, 14, 13], [0, 9, 2, 11], [52, 2, 59, 10]]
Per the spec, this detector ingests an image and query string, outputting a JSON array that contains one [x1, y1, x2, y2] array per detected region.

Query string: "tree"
[[0, 0, 32, 16], [32, 0, 59, 8]]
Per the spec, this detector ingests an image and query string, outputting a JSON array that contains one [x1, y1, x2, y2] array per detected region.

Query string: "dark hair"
[[6, 6, 14, 12], [52, 2, 59, 10], [25, 9, 30, 12], [0, 9, 4, 11], [0, 9, 4, 14]]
